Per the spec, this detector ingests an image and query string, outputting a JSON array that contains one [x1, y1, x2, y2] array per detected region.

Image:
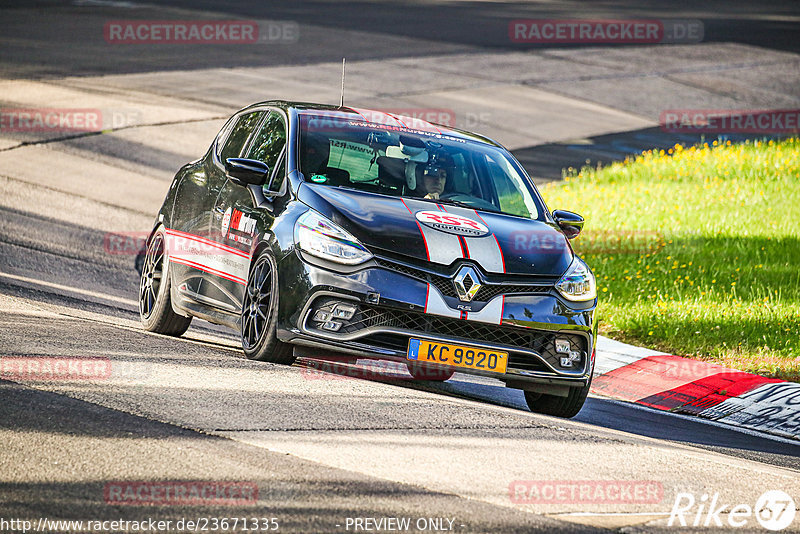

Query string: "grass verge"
[[540, 138, 800, 380]]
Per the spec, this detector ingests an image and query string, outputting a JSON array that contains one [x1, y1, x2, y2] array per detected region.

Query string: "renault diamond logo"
[[454, 265, 482, 302]]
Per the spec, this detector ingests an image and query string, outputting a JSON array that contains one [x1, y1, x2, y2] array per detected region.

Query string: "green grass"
[[540, 138, 800, 380]]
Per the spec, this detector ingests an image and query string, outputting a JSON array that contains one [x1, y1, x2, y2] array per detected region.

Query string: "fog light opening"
[[559, 350, 582, 368], [555, 339, 571, 354], [322, 320, 343, 332], [313, 310, 331, 322], [332, 303, 357, 320], [309, 298, 361, 334]]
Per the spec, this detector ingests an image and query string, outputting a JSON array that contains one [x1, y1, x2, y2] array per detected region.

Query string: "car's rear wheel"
[[241, 249, 295, 365], [523, 376, 591, 418], [406, 362, 455, 382], [139, 228, 192, 336]]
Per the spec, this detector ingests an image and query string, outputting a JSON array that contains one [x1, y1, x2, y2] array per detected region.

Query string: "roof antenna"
[[339, 57, 346, 108]]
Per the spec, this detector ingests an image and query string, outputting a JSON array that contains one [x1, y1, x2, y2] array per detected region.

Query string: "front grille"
[[375, 257, 551, 301], [318, 302, 586, 373]]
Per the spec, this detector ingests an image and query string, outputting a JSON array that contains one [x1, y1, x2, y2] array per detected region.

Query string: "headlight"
[[556, 257, 596, 302], [294, 211, 373, 265]]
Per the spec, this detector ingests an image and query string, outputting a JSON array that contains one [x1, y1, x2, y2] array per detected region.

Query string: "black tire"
[[139, 227, 192, 336], [406, 362, 455, 382], [523, 375, 592, 418], [241, 249, 295, 365]]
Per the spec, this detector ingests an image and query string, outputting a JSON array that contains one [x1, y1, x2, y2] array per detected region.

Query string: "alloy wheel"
[[139, 233, 164, 319], [242, 256, 273, 350]]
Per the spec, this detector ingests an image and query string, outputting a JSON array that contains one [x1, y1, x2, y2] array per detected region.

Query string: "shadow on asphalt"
[[513, 126, 794, 182]]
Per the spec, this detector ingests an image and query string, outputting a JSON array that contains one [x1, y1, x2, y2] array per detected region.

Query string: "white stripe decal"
[[424, 284, 503, 325], [465, 296, 503, 325], [165, 229, 251, 286], [437, 205, 505, 273], [424, 283, 461, 319], [403, 199, 463, 265], [418, 224, 464, 265], [463, 235, 504, 273]]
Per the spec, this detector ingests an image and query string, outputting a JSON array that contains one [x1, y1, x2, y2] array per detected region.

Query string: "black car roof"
[[242, 100, 502, 148]]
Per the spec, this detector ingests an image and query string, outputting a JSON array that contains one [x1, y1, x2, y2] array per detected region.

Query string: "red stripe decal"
[[592, 354, 782, 413], [468, 211, 505, 272], [424, 283, 430, 314], [169, 256, 247, 285], [458, 236, 469, 258], [351, 108, 371, 123], [492, 234, 506, 273], [386, 112, 409, 128], [387, 112, 442, 134], [440, 204, 469, 259], [165, 229, 250, 258], [401, 198, 430, 261], [400, 198, 415, 215], [170, 256, 246, 284], [472, 209, 489, 226]]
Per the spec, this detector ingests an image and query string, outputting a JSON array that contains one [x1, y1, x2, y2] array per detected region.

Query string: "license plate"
[[407, 339, 508, 374]]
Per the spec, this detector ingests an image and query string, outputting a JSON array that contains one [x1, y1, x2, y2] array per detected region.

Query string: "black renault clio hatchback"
[[139, 101, 597, 417]]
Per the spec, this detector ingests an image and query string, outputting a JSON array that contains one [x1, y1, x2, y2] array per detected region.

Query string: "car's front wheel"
[[241, 249, 295, 365], [523, 376, 592, 418], [139, 227, 192, 336]]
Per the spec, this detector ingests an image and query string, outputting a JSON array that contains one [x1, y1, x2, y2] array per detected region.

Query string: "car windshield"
[[298, 113, 542, 219]]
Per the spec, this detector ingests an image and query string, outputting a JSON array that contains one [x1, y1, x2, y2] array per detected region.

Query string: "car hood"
[[297, 184, 573, 277]]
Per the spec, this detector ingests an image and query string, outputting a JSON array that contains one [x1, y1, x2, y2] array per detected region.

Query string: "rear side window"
[[219, 111, 266, 162]]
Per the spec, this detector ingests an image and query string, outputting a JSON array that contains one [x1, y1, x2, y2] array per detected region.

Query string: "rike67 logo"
[[669, 490, 796, 531]]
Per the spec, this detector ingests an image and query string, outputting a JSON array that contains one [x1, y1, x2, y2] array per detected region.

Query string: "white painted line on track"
[[0, 270, 138, 308]]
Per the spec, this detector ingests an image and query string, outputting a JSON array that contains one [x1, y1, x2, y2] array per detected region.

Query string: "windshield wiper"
[[434, 198, 503, 214]]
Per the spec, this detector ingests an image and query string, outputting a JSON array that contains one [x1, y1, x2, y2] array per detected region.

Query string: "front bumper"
[[277, 250, 596, 387]]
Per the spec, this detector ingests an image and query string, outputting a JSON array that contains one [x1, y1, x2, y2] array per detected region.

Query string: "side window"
[[244, 112, 286, 173], [219, 111, 266, 162], [484, 154, 538, 219], [268, 153, 287, 193]]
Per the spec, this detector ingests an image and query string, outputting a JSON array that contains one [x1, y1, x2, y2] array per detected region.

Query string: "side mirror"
[[225, 158, 269, 187], [552, 209, 584, 239]]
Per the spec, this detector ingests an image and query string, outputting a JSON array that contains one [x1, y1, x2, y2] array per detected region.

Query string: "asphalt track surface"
[[1, 1, 800, 532]]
